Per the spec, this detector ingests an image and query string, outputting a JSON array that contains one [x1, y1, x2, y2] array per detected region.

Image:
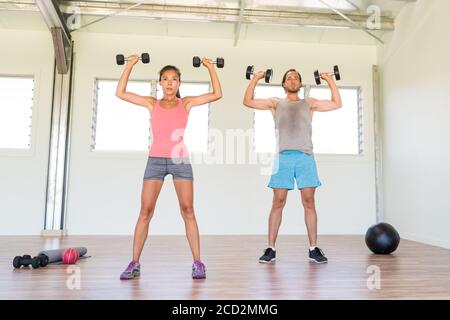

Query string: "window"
[[0, 76, 34, 149], [309, 87, 362, 154], [157, 82, 210, 153], [92, 80, 210, 153], [92, 80, 151, 151], [253, 85, 362, 155]]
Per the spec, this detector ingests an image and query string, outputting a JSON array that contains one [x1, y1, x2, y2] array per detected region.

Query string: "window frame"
[[90, 78, 211, 157], [307, 84, 364, 156], [90, 77, 153, 156], [253, 83, 364, 159], [0, 73, 36, 157]]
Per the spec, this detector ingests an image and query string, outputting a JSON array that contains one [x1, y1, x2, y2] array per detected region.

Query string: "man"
[[243, 68, 342, 264]]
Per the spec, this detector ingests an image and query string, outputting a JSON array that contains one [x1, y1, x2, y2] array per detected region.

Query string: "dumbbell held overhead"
[[193, 56, 225, 68], [246, 65, 273, 84], [116, 53, 150, 65], [314, 65, 341, 85]]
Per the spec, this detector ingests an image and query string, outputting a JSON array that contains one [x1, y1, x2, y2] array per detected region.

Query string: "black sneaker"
[[309, 247, 328, 264], [259, 248, 276, 264]]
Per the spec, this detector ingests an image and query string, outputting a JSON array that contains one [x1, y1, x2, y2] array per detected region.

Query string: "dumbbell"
[[116, 53, 150, 65], [246, 65, 273, 84], [193, 56, 225, 68], [12, 254, 49, 269], [314, 65, 341, 85]]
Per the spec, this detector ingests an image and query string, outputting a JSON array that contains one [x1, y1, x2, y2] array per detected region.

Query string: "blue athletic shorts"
[[268, 150, 321, 190]]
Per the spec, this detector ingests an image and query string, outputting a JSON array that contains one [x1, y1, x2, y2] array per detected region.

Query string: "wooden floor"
[[1, 235, 449, 300]]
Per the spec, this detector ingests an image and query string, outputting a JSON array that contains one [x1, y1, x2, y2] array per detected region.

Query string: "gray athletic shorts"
[[143, 157, 193, 180]]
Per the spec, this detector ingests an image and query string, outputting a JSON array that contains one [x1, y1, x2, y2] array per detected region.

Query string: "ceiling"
[[0, 0, 415, 45]]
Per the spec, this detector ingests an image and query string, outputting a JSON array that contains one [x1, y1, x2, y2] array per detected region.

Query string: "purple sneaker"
[[120, 261, 141, 280], [192, 260, 206, 279]]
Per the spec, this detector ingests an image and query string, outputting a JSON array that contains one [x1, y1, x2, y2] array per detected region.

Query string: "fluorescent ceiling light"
[[304, 24, 351, 29]]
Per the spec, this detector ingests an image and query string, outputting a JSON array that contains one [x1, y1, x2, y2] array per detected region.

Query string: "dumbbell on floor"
[[314, 65, 341, 85], [13, 254, 49, 269], [193, 56, 225, 68], [116, 53, 150, 65], [246, 65, 273, 84]]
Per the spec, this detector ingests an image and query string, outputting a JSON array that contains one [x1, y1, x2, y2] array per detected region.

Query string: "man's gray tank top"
[[274, 98, 313, 154]]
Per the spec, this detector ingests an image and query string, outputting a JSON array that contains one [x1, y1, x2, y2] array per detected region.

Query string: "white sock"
[[270, 246, 276, 251], [309, 246, 317, 251]]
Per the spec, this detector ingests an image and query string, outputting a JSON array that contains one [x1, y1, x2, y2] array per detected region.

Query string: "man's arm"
[[243, 70, 278, 111], [308, 73, 342, 112]]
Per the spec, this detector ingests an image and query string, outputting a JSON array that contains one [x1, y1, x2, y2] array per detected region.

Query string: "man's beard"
[[286, 88, 300, 94]]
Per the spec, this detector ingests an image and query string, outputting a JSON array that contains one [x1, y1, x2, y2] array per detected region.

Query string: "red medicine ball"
[[62, 248, 80, 264]]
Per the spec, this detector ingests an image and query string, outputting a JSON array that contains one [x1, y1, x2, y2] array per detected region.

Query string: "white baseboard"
[[401, 232, 450, 249]]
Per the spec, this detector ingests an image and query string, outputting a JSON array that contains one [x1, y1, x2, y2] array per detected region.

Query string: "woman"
[[115, 55, 222, 279]]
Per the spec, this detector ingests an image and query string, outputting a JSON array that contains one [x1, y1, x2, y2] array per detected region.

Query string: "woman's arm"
[[183, 58, 223, 112], [115, 54, 156, 111]]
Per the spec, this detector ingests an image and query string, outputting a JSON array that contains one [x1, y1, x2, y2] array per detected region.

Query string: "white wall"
[[0, 29, 54, 234], [65, 32, 377, 235], [379, 0, 450, 248]]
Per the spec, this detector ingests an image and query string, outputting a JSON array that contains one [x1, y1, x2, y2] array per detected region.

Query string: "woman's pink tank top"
[[148, 98, 189, 158]]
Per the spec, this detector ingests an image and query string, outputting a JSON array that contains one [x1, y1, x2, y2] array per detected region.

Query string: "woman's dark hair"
[[282, 69, 302, 89], [159, 65, 181, 98]]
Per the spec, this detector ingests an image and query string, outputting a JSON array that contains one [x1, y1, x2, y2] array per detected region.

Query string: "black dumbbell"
[[245, 65, 273, 84], [193, 56, 225, 68], [314, 65, 341, 85], [13, 254, 49, 269], [116, 53, 150, 66]]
